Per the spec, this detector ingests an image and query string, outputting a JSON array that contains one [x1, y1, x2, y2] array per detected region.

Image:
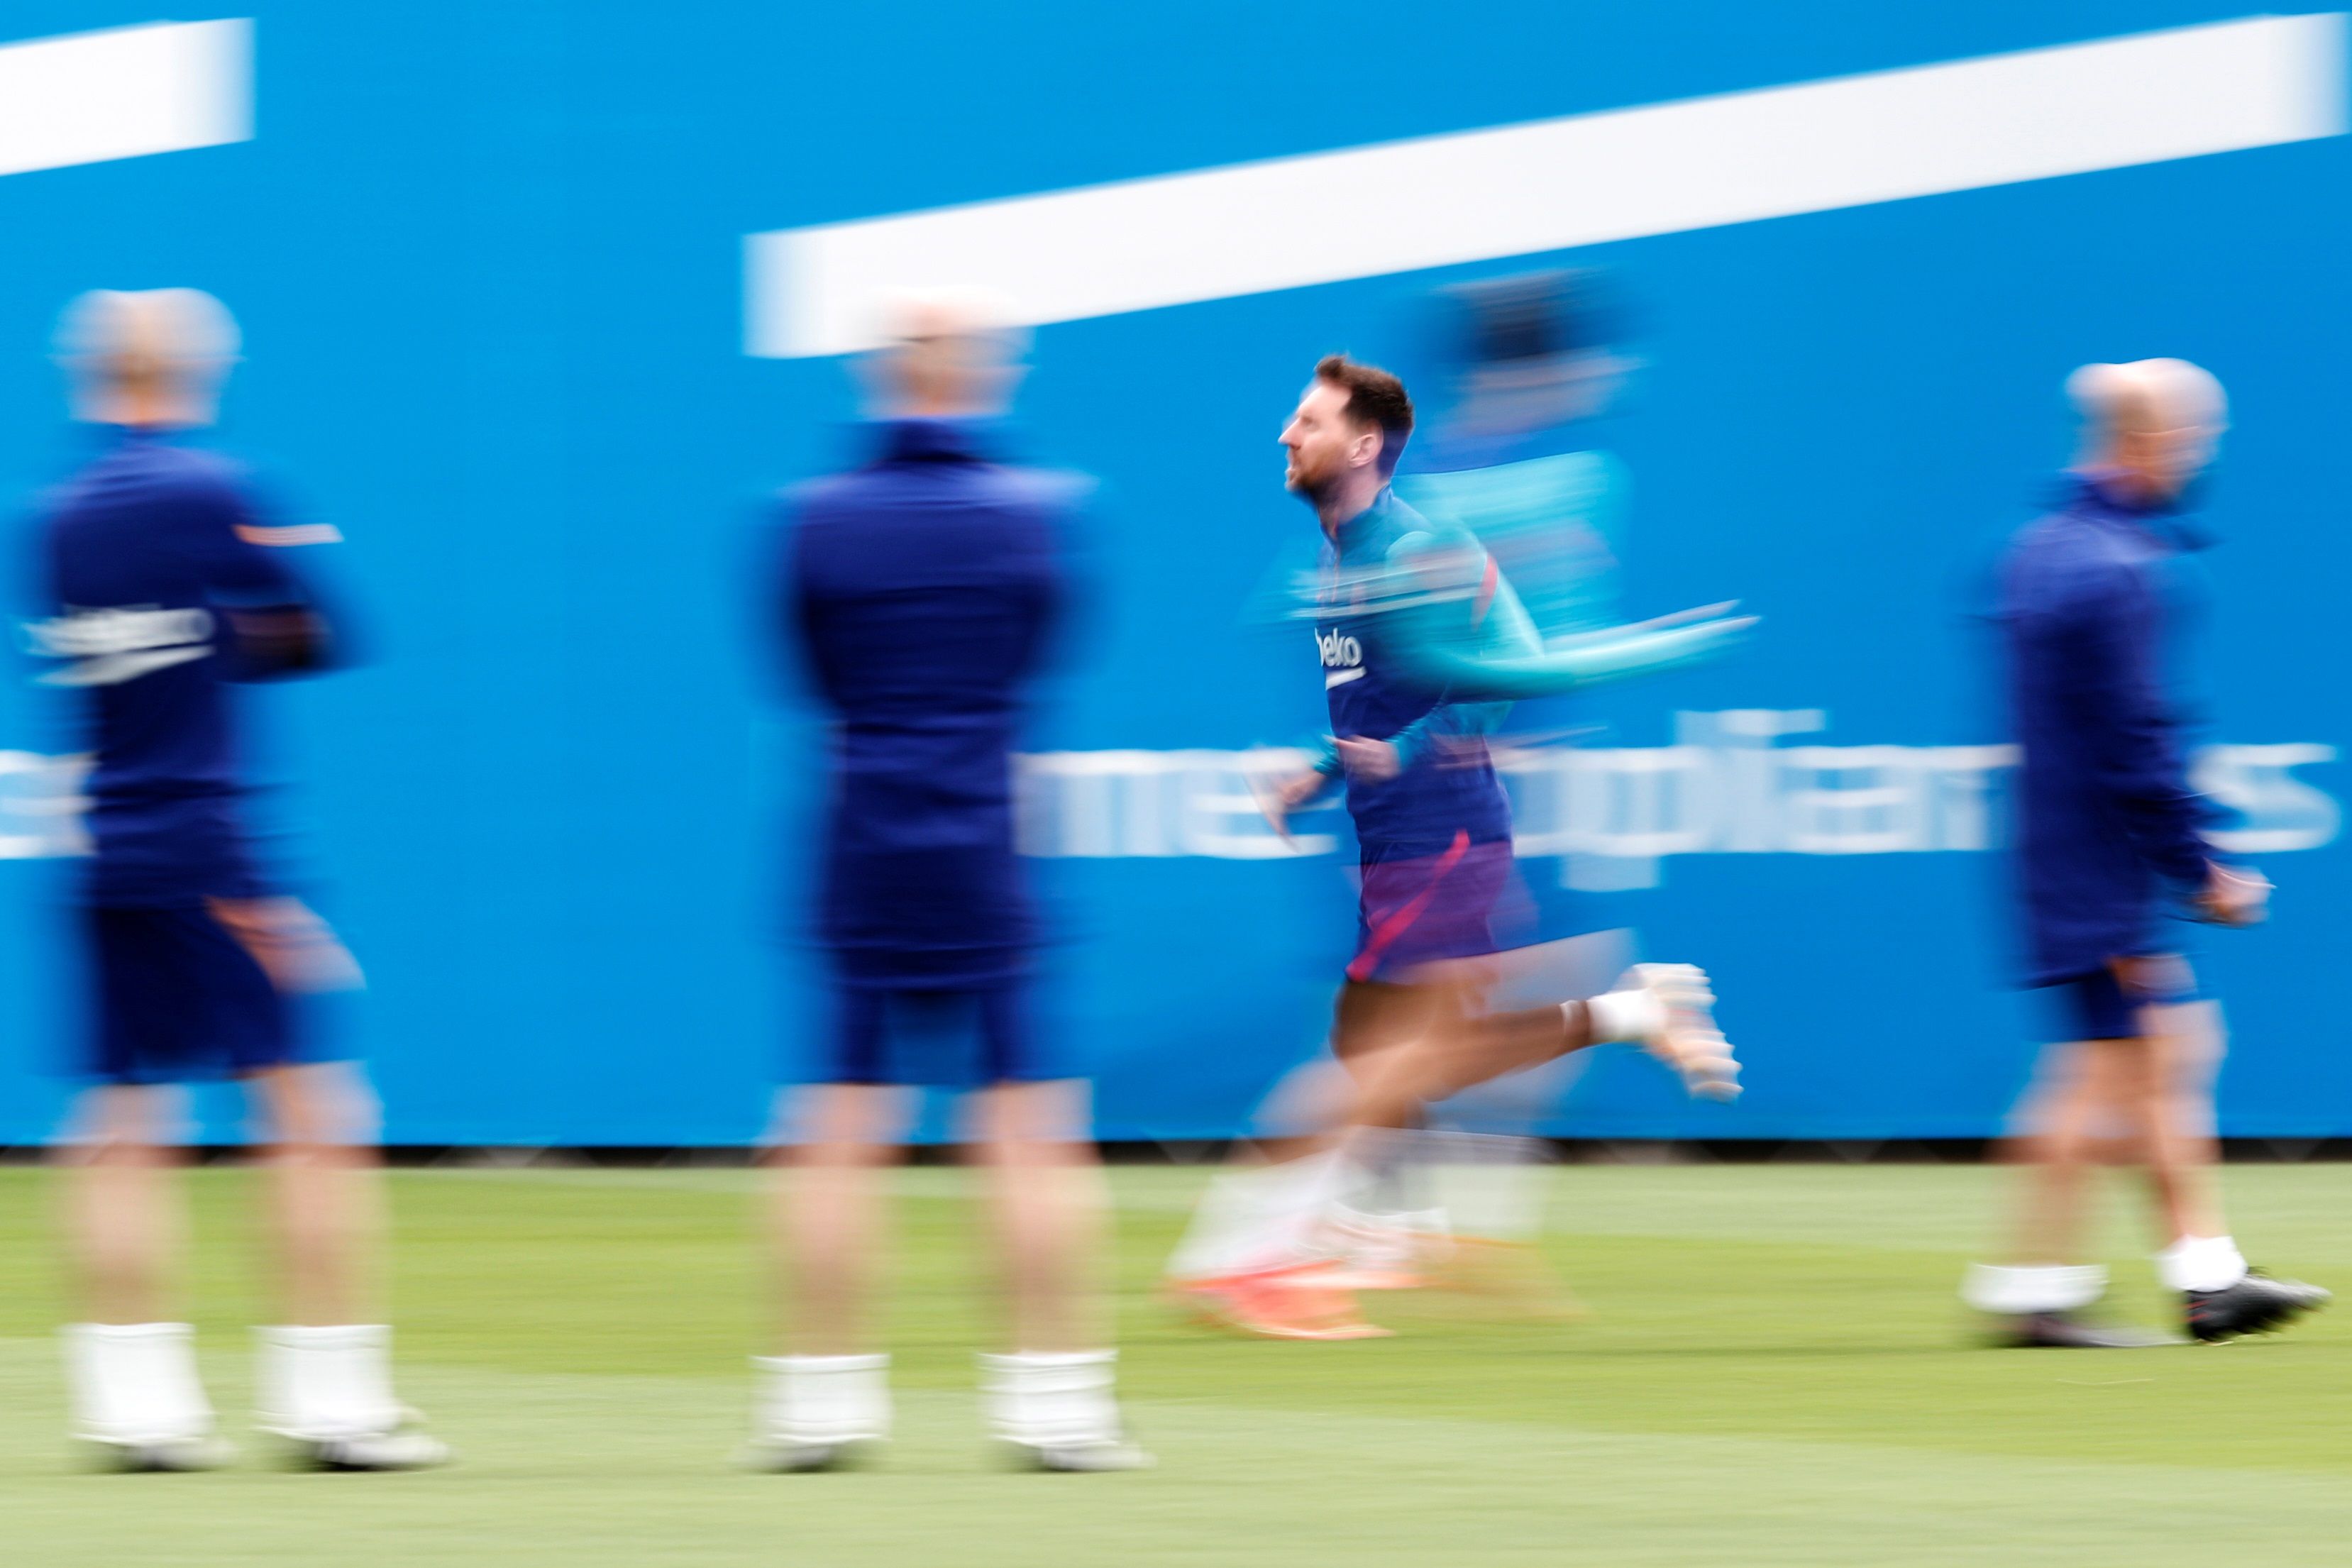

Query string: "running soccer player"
[[746, 294, 1145, 1473], [28, 289, 445, 1471], [1961, 358, 2326, 1348], [1166, 355, 1749, 1337]]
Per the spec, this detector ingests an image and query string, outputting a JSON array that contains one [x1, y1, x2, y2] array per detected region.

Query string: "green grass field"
[[3, 1159, 2350, 1566]]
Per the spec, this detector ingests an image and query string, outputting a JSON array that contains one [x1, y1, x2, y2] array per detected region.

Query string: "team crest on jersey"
[[24, 606, 215, 686]]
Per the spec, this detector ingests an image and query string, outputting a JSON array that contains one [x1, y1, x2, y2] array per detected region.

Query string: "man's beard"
[[1286, 459, 1333, 502]]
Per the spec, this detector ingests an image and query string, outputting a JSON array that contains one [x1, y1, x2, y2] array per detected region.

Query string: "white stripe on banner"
[[0, 20, 253, 180], [746, 13, 2347, 358]]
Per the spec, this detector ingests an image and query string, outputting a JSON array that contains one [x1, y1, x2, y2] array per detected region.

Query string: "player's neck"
[[1317, 474, 1386, 537]]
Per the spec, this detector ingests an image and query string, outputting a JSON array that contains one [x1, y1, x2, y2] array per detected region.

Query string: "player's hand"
[[206, 897, 367, 993], [1335, 736, 1401, 783], [2192, 862, 2270, 927], [1254, 768, 1330, 843]]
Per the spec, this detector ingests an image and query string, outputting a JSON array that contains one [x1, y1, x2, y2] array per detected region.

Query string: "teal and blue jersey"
[[1396, 435, 1628, 639], [1302, 483, 1753, 858], [1309, 487, 1526, 857], [27, 427, 340, 907]]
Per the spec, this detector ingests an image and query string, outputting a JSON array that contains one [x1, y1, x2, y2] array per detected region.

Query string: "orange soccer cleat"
[[1164, 1263, 1394, 1340]]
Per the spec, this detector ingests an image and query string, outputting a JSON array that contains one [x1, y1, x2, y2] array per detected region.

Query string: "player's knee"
[[253, 1061, 382, 1148], [61, 1083, 185, 1159], [950, 1081, 1085, 1165]]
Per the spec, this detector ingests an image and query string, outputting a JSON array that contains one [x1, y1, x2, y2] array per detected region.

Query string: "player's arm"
[[1259, 744, 1341, 839], [2060, 562, 2257, 922], [1377, 533, 1751, 702], [1339, 697, 1509, 784], [187, 478, 342, 680], [1386, 607, 1752, 700]]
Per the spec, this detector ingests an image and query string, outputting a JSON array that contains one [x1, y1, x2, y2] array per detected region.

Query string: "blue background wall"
[[1, 4, 2345, 1143]]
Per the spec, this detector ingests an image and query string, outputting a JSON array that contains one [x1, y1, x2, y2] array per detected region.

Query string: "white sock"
[[752, 1353, 890, 1447], [62, 1323, 215, 1446], [1428, 1133, 1546, 1243], [254, 1325, 404, 1442], [2156, 1235, 2248, 1293], [978, 1349, 1120, 1449], [1960, 1263, 2107, 1315], [1583, 988, 1667, 1044], [1168, 1151, 1346, 1279]]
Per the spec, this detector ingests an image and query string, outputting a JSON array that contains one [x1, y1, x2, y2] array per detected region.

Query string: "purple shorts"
[[1348, 833, 1527, 984]]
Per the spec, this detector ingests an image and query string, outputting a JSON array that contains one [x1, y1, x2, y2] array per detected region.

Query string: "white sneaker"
[[293, 1428, 451, 1472], [1006, 1434, 1155, 1473], [1622, 964, 1741, 1100], [92, 1435, 236, 1473]]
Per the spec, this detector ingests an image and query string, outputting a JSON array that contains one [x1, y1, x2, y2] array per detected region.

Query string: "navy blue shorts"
[[81, 904, 304, 1084], [822, 976, 1061, 1088], [2038, 954, 2199, 1042], [1349, 832, 1529, 984]]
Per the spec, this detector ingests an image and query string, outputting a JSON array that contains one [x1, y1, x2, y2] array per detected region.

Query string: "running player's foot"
[[1164, 1264, 1393, 1340], [289, 1429, 452, 1472], [91, 1434, 236, 1473], [1621, 964, 1741, 1100], [2184, 1270, 2331, 1342], [1317, 1208, 1448, 1291], [1997, 1311, 2182, 1349]]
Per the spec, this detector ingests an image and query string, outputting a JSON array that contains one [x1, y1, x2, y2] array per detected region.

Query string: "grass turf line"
[[1, 1163, 2348, 1566]]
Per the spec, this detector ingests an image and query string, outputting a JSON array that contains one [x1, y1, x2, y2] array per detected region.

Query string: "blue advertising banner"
[[1, 4, 2345, 1142]]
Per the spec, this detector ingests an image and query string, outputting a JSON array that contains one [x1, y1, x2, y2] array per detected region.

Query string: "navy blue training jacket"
[[28, 427, 336, 907], [1996, 470, 2220, 983], [780, 418, 1075, 987]]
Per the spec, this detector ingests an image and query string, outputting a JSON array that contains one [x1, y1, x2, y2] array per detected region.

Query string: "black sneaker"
[[2000, 1312, 2182, 1349], [2184, 1270, 2331, 1342]]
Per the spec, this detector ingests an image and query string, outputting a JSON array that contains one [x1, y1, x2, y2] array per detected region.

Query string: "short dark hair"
[[1315, 354, 1413, 471]]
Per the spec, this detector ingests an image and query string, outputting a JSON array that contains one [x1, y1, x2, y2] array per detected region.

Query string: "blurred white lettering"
[[1011, 714, 2340, 883]]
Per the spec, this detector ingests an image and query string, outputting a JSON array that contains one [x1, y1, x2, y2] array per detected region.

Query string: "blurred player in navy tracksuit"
[[748, 295, 1144, 1473], [1963, 359, 2326, 1347], [28, 290, 444, 1470]]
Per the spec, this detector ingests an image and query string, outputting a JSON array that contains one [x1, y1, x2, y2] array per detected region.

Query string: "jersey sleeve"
[[181, 472, 343, 678], [181, 475, 318, 607], [1374, 526, 1748, 704]]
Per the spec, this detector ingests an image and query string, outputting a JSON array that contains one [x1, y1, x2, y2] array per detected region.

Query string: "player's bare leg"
[[247, 1061, 447, 1470], [746, 1083, 902, 1472], [2133, 1000, 2225, 1245], [2118, 998, 2324, 1340], [774, 1083, 903, 1357], [968, 1081, 1147, 1470], [1164, 979, 1440, 1337], [1972, 1032, 2204, 1345], [250, 1062, 385, 1327], [1169, 960, 1739, 1337], [57, 1085, 228, 1471], [968, 1080, 1106, 1353], [1974, 1001, 2324, 1345], [62, 1086, 184, 1330]]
